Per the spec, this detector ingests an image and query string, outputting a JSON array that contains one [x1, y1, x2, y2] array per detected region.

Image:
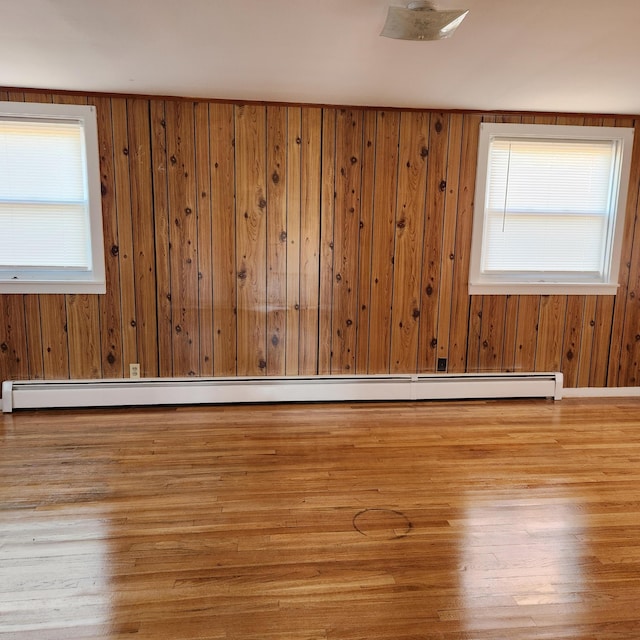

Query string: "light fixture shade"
[[381, 1, 469, 41]]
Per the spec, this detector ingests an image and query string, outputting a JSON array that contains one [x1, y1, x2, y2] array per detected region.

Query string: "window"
[[469, 123, 634, 295], [0, 101, 105, 293]]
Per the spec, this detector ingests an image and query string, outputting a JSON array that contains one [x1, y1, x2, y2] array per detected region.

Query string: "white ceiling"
[[2, 0, 640, 115]]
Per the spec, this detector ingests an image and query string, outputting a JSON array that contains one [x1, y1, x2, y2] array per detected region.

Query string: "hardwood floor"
[[2, 398, 640, 639]]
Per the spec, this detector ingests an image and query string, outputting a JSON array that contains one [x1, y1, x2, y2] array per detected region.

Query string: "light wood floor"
[[2, 398, 640, 639]]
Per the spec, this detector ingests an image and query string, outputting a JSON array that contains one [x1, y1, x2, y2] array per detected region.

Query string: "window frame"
[[469, 123, 635, 296], [0, 101, 105, 294]]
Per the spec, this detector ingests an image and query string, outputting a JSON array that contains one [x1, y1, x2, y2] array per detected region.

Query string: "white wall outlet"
[[129, 363, 141, 379]]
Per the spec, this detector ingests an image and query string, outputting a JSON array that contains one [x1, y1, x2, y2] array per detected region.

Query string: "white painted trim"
[[1, 373, 562, 413], [562, 386, 640, 398], [469, 123, 634, 296]]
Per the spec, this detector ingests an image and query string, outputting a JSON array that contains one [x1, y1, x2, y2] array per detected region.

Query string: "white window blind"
[[0, 120, 90, 269], [470, 123, 634, 295], [484, 138, 616, 274], [0, 101, 105, 294]]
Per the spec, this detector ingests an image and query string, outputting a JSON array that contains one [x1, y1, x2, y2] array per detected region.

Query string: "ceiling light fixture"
[[381, 1, 469, 41]]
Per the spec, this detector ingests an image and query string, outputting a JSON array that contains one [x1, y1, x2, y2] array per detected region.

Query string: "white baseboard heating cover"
[[2, 373, 563, 413]]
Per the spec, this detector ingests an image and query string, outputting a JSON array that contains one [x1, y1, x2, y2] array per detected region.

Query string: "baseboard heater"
[[1, 372, 563, 413]]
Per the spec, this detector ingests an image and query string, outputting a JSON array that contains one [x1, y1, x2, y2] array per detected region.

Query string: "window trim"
[[0, 101, 105, 294], [469, 123, 635, 296]]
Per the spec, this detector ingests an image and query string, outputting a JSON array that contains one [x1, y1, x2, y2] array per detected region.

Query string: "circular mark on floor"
[[353, 508, 412, 539]]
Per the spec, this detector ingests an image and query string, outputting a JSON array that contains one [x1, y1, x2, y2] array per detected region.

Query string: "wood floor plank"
[[2, 398, 640, 639]]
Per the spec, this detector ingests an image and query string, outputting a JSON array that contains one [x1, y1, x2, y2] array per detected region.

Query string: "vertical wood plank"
[[127, 98, 158, 377], [299, 107, 322, 375], [368, 111, 400, 374], [436, 113, 463, 371], [331, 109, 363, 374], [236, 104, 267, 376], [150, 100, 173, 377], [266, 106, 287, 375], [390, 111, 429, 373], [0, 295, 29, 383], [418, 112, 448, 372], [513, 296, 539, 373], [23, 296, 44, 380], [195, 102, 214, 377], [577, 296, 597, 386], [166, 100, 199, 376], [478, 295, 507, 372], [318, 109, 336, 375], [501, 295, 519, 372], [41, 295, 70, 379], [66, 294, 101, 377], [466, 295, 483, 373], [449, 114, 481, 372], [561, 296, 585, 387], [355, 110, 377, 374], [590, 297, 615, 387], [93, 96, 123, 378], [285, 108, 301, 375], [536, 295, 566, 372], [210, 103, 237, 376], [111, 98, 138, 374]]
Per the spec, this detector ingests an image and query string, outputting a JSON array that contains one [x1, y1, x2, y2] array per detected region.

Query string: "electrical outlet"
[[437, 357, 447, 372], [129, 363, 141, 379]]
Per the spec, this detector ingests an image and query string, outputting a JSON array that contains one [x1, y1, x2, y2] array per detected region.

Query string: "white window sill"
[[0, 280, 105, 294], [468, 281, 619, 296]]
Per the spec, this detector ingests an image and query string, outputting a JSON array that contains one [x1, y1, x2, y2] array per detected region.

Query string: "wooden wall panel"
[[318, 109, 336, 375], [150, 100, 173, 377], [266, 106, 287, 375], [355, 110, 377, 374], [40, 295, 70, 380], [111, 98, 138, 374], [128, 98, 158, 377], [331, 109, 363, 373], [368, 111, 400, 374], [195, 102, 214, 377], [536, 295, 566, 372], [167, 101, 200, 376], [299, 107, 322, 375], [436, 113, 463, 372], [210, 103, 237, 376], [94, 96, 123, 378], [0, 295, 28, 383], [285, 108, 301, 376], [2, 88, 640, 392], [390, 112, 429, 373], [235, 105, 267, 375], [418, 112, 448, 373], [448, 114, 481, 372]]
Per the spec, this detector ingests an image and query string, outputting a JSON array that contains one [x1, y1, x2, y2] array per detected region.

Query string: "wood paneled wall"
[[2, 90, 640, 388]]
